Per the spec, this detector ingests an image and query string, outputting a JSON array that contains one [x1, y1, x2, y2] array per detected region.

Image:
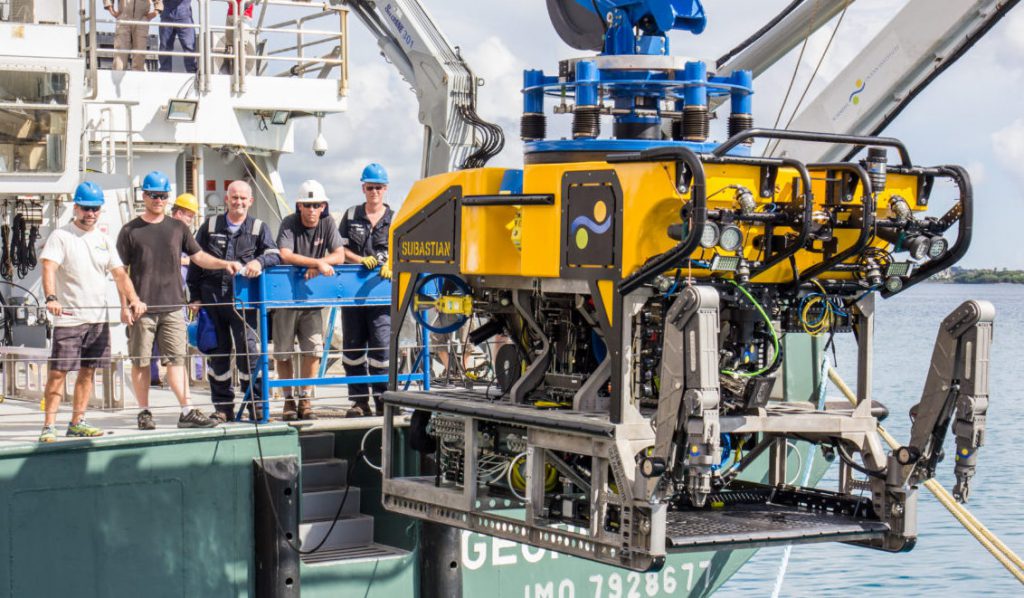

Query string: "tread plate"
[[665, 503, 889, 551]]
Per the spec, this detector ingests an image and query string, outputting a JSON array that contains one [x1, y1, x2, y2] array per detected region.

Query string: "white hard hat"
[[296, 179, 328, 203]]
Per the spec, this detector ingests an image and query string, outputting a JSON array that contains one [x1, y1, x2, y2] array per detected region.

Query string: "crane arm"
[[767, 0, 1020, 162], [343, 0, 504, 176]]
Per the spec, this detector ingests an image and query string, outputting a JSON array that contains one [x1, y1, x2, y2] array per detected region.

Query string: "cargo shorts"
[[272, 308, 324, 360], [50, 323, 112, 372], [128, 311, 188, 367]]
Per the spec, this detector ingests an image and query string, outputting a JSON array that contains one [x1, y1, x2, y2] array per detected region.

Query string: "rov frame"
[[379, 131, 988, 572]]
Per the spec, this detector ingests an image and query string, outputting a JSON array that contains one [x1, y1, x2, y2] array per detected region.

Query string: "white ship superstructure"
[[0, 0, 350, 353]]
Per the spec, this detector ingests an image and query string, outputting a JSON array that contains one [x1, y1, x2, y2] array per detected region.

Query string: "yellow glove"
[[360, 255, 378, 269], [380, 263, 392, 280]]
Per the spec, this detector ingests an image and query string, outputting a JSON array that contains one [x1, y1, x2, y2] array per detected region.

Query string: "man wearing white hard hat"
[[273, 179, 345, 420]]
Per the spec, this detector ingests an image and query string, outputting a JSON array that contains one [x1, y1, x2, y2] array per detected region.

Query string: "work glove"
[[380, 263, 392, 280], [360, 255, 379, 270]]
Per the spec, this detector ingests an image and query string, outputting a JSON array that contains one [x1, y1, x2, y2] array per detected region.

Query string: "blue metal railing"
[[233, 264, 429, 423]]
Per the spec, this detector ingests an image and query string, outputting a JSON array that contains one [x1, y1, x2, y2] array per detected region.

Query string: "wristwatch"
[[45, 294, 58, 303]]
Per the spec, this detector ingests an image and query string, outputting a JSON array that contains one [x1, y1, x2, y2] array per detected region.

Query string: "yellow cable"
[[828, 367, 1024, 582]]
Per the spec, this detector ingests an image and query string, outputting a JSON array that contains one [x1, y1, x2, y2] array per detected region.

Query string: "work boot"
[[137, 409, 156, 430], [245, 401, 265, 422], [282, 398, 298, 422], [178, 409, 218, 429], [209, 411, 231, 424], [346, 402, 373, 418], [297, 399, 318, 421]]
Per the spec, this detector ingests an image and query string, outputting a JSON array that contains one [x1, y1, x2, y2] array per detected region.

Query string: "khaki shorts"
[[272, 308, 324, 360], [128, 311, 188, 367]]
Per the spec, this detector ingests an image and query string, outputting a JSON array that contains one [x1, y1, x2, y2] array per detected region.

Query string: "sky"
[[278, 0, 1024, 269]]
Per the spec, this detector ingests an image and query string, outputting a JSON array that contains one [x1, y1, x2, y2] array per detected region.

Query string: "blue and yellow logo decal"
[[571, 199, 611, 250], [849, 79, 866, 105]]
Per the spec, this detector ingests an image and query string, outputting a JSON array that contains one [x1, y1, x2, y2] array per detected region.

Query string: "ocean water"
[[719, 283, 1024, 597]]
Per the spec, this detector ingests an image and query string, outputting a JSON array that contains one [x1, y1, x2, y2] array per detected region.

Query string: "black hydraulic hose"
[[26, 223, 38, 270], [882, 165, 972, 298], [608, 146, 706, 295], [0, 222, 11, 281], [713, 128, 913, 168], [10, 213, 29, 279], [797, 163, 875, 284]]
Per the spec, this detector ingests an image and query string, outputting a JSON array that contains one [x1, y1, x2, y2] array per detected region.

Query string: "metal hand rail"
[[78, 0, 348, 95]]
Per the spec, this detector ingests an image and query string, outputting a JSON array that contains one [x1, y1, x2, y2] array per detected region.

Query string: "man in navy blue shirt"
[[187, 180, 280, 421], [338, 163, 394, 417], [158, 0, 196, 72]]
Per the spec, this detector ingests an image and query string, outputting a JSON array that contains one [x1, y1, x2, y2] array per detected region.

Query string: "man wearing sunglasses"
[[116, 170, 242, 430], [338, 162, 394, 418], [37, 181, 146, 442], [274, 179, 346, 420]]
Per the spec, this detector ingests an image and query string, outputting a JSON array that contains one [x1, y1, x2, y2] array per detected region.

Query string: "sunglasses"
[[364, 185, 385, 191], [78, 205, 101, 213], [145, 192, 169, 200], [299, 202, 326, 209]]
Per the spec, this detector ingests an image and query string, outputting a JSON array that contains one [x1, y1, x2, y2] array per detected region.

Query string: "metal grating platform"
[[665, 503, 890, 551]]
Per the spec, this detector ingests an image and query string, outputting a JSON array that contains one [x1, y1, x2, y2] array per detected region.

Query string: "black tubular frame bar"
[[462, 194, 555, 206], [797, 163, 876, 284], [881, 165, 972, 298], [713, 128, 913, 168], [606, 145, 707, 295], [703, 155, 814, 280]]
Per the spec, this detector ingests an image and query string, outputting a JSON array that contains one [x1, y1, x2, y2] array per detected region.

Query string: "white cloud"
[[991, 119, 1024, 184], [996, 8, 1024, 65], [965, 161, 988, 186]]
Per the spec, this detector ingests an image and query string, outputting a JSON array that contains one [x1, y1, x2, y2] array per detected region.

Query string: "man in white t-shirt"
[[37, 181, 146, 442]]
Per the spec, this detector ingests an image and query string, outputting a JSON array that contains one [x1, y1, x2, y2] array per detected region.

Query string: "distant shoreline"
[[934, 268, 1024, 284]]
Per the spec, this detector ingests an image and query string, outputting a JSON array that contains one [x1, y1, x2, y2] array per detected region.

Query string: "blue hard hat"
[[141, 170, 171, 192], [73, 181, 105, 207], [360, 163, 389, 184]]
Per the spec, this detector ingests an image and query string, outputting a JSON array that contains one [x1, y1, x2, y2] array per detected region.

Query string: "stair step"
[[301, 543, 409, 565], [302, 487, 362, 522], [299, 514, 374, 551], [299, 432, 336, 462], [302, 458, 348, 490]]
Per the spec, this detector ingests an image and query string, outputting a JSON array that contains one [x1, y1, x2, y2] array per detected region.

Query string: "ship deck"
[[0, 384, 401, 451]]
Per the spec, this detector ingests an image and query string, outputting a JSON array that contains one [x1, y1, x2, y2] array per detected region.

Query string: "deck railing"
[[77, 0, 349, 95]]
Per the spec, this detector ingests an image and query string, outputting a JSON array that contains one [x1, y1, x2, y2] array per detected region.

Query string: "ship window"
[[0, 70, 69, 174]]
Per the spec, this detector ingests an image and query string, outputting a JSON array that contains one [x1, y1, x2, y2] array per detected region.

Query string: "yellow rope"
[[827, 367, 1024, 583]]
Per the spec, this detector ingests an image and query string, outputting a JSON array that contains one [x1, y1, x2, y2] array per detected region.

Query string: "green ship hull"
[[0, 336, 828, 597]]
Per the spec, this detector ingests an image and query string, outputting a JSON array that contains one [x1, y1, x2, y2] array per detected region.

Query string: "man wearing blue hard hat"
[[117, 170, 242, 430], [338, 162, 394, 417], [38, 181, 147, 442]]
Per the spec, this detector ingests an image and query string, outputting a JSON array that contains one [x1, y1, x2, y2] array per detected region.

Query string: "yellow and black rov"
[[377, 0, 991, 574]]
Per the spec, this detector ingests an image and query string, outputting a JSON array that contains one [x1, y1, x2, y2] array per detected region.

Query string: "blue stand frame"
[[233, 264, 430, 423]]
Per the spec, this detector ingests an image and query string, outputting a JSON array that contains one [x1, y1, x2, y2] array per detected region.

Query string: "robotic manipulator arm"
[[899, 300, 994, 503]]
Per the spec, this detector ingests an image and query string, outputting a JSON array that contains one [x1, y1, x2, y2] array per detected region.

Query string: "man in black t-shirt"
[[274, 179, 345, 420], [116, 170, 241, 430]]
